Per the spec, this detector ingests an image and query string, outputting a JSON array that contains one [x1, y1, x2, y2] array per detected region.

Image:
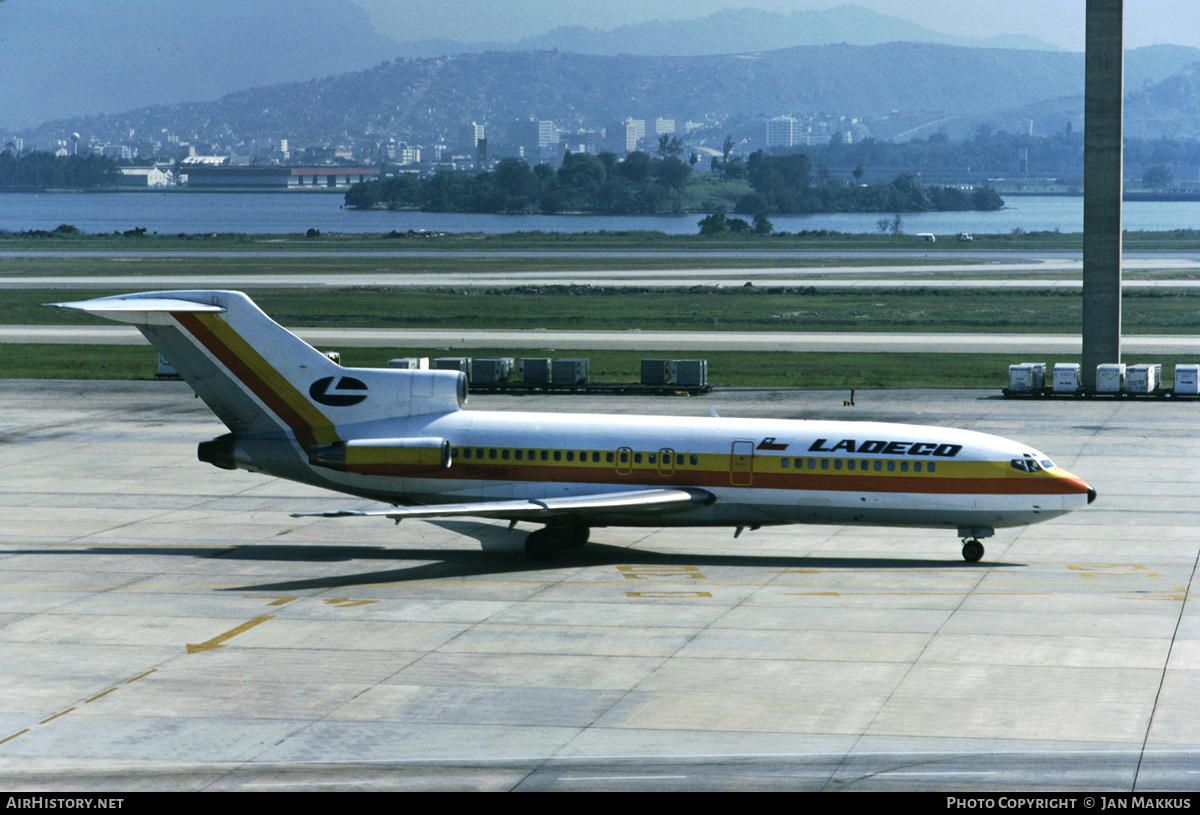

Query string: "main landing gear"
[[958, 526, 993, 563], [524, 523, 590, 560]]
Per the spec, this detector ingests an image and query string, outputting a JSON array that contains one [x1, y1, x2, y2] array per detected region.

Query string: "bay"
[[0, 190, 1195, 236]]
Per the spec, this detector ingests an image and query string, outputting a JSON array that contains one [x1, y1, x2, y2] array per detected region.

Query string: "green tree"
[[1142, 165, 1174, 189], [697, 211, 728, 235], [654, 156, 691, 191], [656, 134, 684, 159], [617, 151, 653, 183]]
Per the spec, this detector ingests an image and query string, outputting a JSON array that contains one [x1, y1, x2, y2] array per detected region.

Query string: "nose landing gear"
[[958, 526, 993, 563], [961, 538, 985, 562]]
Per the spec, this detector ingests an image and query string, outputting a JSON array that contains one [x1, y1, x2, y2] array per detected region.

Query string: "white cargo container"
[[1096, 363, 1126, 393], [1008, 362, 1045, 392], [387, 357, 429, 369], [553, 358, 589, 385], [1053, 363, 1081, 393], [473, 358, 515, 384], [1175, 364, 1200, 395], [519, 358, 552, 384], [640, 359, 677, 385], [676, 359, 709, 387], [1125, 364, 1161, 394], [433, 357, 472, 381]]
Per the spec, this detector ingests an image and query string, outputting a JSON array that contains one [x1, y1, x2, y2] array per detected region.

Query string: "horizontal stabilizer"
[[49, 296, 225, 322], [293, 487, 715, 522]]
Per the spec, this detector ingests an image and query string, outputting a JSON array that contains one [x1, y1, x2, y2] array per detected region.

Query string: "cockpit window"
[[1011, 458, 1043, 472]]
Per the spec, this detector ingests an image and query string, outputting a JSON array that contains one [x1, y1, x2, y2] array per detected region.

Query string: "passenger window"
[[690, 455, 698, 465], [900, 461, 908, 472], [834, 459, 842, 470], [846, 460, 855, 471], [607, 452, 615, 463], [566, 451, 574, 462], [874, 461, 882, 471], [540, 450, 549, 461], [887, 461, 895, 471], [553, 451, 562, 461], [808, 458, 816, 469], [781, 458, 789, 468], [502, 449, 510, 460], [821, 459, 829, 470], [489, 449, 497, 460], [914, 462, 922, 472], [928, 462, 936, 473]]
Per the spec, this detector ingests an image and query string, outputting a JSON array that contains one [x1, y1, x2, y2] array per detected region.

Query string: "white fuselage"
[[243, 409, 1094, 532]]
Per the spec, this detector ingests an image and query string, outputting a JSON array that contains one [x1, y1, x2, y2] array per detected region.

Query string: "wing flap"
[[292, 488, 715, 522]]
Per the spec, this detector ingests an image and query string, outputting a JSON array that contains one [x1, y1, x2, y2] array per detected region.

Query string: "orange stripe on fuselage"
[[392, 460, 1091, 497], [173, 312, 338, 448]]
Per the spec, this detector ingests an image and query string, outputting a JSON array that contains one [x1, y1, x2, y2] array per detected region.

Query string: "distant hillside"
[[31, 44, 1081, 144], [0, 0, 401, 130], [23, 42, 1200, 147], [987, 49, 1200, 141], [393, 5, 1063, 59]]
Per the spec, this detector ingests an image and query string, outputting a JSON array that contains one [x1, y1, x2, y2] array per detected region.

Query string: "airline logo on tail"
[[309, 376, 369, 407]]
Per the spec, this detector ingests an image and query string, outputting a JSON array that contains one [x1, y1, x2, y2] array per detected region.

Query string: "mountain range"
[[391, 6, 1064, 60], [4, 2, 1198, 144]]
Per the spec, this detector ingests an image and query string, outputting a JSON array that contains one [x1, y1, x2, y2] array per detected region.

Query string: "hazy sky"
[[349, 0, 1200, 52]]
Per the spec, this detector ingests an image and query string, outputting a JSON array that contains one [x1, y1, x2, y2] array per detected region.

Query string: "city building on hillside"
[[766, 116, 798, 148]]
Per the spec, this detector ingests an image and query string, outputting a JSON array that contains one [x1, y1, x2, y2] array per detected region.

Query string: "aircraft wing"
[[292, 487, 715, 522]]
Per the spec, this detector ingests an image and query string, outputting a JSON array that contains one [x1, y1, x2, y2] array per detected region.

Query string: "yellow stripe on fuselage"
[[185, 313, 340, 447]]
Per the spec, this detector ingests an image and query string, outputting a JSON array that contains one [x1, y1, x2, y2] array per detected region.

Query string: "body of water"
[[0, 190, 1195, 236]]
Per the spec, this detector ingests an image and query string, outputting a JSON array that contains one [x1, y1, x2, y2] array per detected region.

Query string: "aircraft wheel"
[[961, 539, 985, 563], [525, 529, 559, 561], [563, 526, 590, 548]]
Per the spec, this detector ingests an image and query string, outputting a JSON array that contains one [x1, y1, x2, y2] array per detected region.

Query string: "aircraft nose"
[[1087, 485, 1097, 504]]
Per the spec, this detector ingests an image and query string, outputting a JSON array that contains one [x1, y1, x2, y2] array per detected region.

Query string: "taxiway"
[[1, 381, 1197, 790]]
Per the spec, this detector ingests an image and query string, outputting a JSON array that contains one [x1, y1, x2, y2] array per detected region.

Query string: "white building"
[[766, 116, 798, 148]]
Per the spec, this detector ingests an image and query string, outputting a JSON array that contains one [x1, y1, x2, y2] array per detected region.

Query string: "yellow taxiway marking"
[[186, 615, 274, 654]]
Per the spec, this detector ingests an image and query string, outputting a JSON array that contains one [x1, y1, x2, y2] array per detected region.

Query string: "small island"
[[344, 148, 1004, 219]]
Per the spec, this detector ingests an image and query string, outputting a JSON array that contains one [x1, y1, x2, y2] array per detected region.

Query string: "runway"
[[1, 381, 1197, 790], [7, 324, 1200, 356]]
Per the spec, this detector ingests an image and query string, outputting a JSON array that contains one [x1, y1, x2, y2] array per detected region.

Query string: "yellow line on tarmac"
[[186, 615, 274, 654]]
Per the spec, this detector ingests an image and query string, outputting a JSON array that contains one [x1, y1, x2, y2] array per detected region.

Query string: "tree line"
[[0, 152, 122, 189], [736, 150, 1003, 214], [346, 151, 693, 215], [347, 147, 1002, 216]]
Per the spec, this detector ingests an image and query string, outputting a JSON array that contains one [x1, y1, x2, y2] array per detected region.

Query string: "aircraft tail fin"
[[50, 291, 466, 446]]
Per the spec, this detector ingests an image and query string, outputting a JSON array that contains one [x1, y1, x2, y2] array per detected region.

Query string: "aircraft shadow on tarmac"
[[14, 520, 1022, 592]]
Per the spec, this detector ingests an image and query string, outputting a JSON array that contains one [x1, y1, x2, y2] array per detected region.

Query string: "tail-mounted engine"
[[307, 437, 452, 476]]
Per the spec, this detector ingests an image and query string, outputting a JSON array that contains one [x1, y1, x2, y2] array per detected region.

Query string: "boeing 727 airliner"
[[53, 290, 1096, 562]]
